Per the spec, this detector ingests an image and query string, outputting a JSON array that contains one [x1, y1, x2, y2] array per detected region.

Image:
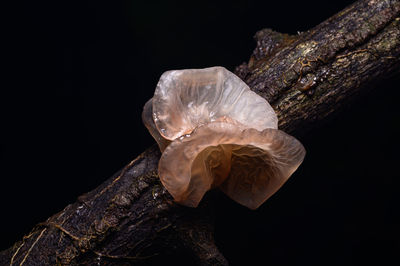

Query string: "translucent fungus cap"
[[158, 121, 305, 209], [152, 66, 278, 141], [142, 99, 171, 151], [142, 66, 306, 209]]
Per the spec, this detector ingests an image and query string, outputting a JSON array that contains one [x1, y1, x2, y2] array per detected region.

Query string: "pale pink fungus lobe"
[[142, 66, 305, 209]]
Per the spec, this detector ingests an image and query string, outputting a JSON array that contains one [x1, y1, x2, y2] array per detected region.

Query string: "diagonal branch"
[[1, 0, 399, 265]]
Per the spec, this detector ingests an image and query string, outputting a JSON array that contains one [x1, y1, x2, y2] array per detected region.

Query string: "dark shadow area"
[[2, 0, 398, 265], [214, 76, 400, 266]]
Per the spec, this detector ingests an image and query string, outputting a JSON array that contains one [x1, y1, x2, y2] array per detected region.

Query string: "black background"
[[2, 0, 399, 265]]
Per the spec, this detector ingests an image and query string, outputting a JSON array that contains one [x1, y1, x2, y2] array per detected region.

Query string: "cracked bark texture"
[[1, 0, 399, 265]]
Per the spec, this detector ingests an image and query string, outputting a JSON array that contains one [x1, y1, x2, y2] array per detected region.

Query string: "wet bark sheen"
[[2, 0, 399, 265]]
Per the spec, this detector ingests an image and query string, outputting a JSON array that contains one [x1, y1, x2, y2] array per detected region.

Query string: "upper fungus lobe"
[[142, 98, 171, 152], [142, 66, 305, 209], [152, 66, 278, 141]]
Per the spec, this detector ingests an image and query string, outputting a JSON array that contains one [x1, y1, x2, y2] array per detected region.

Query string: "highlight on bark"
[[142, 67, 306, 209]]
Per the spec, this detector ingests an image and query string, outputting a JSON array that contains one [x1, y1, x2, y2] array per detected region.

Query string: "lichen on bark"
[[1, 0, 399, 265]]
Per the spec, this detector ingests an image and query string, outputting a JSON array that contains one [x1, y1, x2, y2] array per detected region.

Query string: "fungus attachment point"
[[142, 66, 306, 209]]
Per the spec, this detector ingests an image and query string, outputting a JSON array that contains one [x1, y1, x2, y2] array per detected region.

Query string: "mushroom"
[[142, 98, 171, 151], [142, 66, 305, 209]]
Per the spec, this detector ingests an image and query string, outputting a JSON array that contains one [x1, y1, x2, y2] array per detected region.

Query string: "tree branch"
[[2, 0, 399, 265]]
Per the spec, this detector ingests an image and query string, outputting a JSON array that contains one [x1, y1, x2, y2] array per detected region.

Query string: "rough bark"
[[2, 0, 399, 265]]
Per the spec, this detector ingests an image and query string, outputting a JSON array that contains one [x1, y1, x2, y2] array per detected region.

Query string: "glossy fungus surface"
[[158, 121, 305, 209], [152, 66, 278, 140], [142, 66, 306, 209]]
